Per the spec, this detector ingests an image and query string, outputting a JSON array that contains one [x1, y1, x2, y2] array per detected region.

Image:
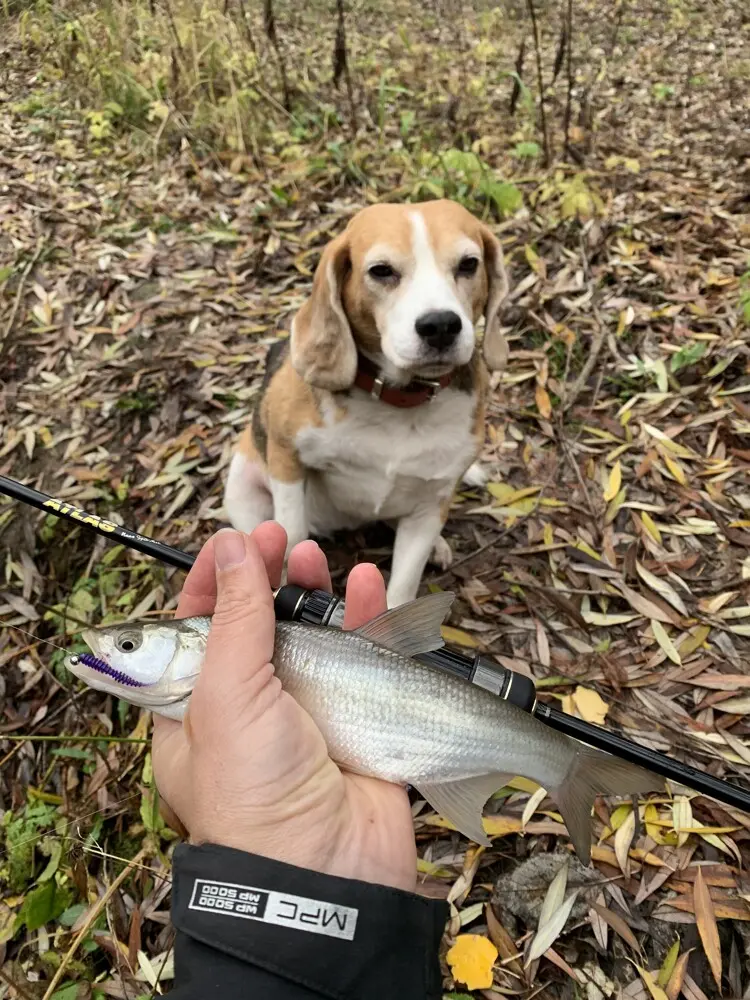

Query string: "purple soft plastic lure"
[[77, 652, 149, 688]]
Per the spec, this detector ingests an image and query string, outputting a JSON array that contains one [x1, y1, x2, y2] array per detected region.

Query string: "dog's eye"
[[456, 256, 479, 277], [368, 263, 399, 281]]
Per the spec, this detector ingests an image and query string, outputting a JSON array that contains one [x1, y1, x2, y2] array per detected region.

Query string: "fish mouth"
[[73, 652, 150, 689]]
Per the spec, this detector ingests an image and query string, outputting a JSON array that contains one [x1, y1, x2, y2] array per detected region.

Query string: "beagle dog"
[[223, 199, 509, 607]]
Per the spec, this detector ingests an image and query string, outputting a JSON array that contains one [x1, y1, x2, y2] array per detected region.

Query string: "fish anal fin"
[[554, 747, 661, 865], [415, 772, 514, 847], [355, 592, 454, 658]]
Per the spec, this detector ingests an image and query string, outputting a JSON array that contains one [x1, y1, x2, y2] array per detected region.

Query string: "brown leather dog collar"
[[352, 354, 454, 408]]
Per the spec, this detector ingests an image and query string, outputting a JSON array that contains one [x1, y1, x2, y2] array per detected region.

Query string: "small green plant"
[[85, 101, 124, 140], [409, 148, 522, 217], [670, 340, 707, 373], [115, 390, 158, 413], [1, 800, 61, 893], [513, 141, 540, 159], [652, 82, 675, 101]]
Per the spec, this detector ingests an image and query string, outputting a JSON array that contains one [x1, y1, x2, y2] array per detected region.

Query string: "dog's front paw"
[[462, 461, 489, 488], [429, 535, 453, 570]]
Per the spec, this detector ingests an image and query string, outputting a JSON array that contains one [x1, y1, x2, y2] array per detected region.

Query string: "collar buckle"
[[413, 377, 443, 401]]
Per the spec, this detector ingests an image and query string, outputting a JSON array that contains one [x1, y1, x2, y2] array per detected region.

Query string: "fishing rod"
[[2, 472, 750, 814]]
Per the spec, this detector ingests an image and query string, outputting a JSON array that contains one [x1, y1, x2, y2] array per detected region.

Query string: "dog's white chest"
[[295, 388, 478, 531]]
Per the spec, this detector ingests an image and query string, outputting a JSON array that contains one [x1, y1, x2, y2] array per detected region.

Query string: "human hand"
[[151, 523, 418, 892]]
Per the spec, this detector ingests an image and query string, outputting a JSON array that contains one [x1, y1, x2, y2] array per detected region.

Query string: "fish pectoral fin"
[[354, 592, 454, 658], [414, 772, 514, 848]]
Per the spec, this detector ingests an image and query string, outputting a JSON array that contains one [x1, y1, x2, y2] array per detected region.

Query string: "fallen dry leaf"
[[441, 625, 480, 648], [572, 685, 609, 724], [638, 965, 670, 1000], [446, 933, 498, 990], [651, 619, 682, 664], [604, 460, 622, 501], [693, 866, 722, 992]]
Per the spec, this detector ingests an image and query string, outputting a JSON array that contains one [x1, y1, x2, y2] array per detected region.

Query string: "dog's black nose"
[[415, 310, 463, 351]]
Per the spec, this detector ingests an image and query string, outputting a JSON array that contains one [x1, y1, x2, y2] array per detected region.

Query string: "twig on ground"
[[0, 967, 39, 1000], [560, 314, 607, 414], [42, 848, 148, 1000], [1, 242, 44, 353]]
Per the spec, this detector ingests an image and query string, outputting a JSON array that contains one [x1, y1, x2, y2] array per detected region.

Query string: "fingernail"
[[214, 529, 246, 570]]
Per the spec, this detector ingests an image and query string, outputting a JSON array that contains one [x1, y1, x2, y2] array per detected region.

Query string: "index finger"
[[175, 535, 217, 619], [342, 563, 387, 630]]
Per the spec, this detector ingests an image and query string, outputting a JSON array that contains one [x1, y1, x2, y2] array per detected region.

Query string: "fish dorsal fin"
[[414, 772, 515, 847], [354, 592, 454, 658]]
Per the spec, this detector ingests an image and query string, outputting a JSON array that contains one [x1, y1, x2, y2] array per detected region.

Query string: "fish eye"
[[456, 256, 479, 277], [115, 630, 142, 654], [368, 262, 399, 282]]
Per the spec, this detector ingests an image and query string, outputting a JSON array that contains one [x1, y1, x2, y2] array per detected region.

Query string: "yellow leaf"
[[605, 486, 627, 525], [505, 776, 540, 794], [522, 786, 548, 829], [572, 686, 609, 725], [486, 482, 517, 503], [678, 625, 710, 658], [543, 523, 554, 546], [643, 803, 664, 844], [446, 934, 498, 990], [129, 711, 152, 743], [441, 626, 480, 648], [603, 461, 622, 501], [694, 866, 722, 992], [614, 808, 635, 875], [616, 306, 635, 336], [672, 796, 692, 848], [507, 485, 543, 502], [662, 453, 687, 486], [700, 591, 737, 614], [525, 244, 542, 272], [651, 620, 682, 664], [535, 382, 552, 419], [637, 965, 670, 1000], [574, 538, 603, 561], [610, 803, 633, 832], [640, 511, 663, 544], [503, 497, 539, 516], [487, 483, 541, 505], [642, 424, 694, 458]]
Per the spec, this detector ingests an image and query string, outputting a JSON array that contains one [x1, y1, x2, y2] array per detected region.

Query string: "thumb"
[[196, 529, 277, 699]]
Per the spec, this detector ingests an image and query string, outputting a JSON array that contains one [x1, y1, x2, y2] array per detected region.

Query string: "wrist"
[[189, 828, 418, 895]]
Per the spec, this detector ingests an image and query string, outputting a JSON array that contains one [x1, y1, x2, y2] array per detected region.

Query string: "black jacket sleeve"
[[167, 842, 448, 999]]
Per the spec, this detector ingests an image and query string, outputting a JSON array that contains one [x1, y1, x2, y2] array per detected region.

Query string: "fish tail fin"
[[554, 748, 660, 865]]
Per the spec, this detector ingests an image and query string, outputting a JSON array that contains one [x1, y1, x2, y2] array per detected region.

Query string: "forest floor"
[[1, 0, 750, 996]]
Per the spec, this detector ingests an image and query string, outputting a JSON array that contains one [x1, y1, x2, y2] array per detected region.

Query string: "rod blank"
[[1, 472, 749, 815], [0, 475, 195, 571]]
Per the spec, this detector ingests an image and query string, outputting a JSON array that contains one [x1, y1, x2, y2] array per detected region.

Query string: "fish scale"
[[66, 591, 660, 862], [272, 622, 574, 789]]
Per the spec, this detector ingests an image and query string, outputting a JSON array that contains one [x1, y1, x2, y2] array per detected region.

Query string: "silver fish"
[[65, 592, 658, 861]]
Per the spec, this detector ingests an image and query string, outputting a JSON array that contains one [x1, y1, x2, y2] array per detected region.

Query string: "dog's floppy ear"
[[478, 224, 510, 370], [290, 230, 357, 391]]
